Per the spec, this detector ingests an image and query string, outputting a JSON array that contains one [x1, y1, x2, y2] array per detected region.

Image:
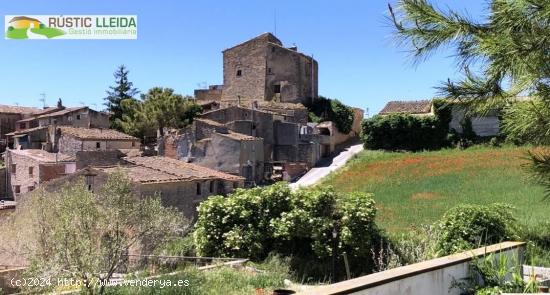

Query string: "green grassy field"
[[322, 145, 549, 233]]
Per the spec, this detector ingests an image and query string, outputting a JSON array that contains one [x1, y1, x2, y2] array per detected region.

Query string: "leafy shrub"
[[517, 221, 550, 267], [453, 253, 538, 295], [194, 183, 380, 279], [330, 99, 354, 134], [436, 204, 518, 255], [305, 96, 355, 134], [8, 26, 14, 31], [361, 99, 452, 151]]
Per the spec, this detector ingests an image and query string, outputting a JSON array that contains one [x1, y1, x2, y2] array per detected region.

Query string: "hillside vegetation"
[[322, 146, 549, 232]]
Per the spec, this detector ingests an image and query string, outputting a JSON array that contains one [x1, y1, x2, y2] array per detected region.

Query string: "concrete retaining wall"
[[300, 242, 525, 295]]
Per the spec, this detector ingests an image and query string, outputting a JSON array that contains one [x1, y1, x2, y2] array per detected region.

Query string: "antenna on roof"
[[39, 93, 46, 108]]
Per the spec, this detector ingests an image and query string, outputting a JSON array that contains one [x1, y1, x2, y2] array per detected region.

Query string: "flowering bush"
[[194, 183, 379, 276]]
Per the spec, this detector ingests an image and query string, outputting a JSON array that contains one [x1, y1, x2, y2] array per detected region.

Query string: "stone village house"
[[0, 105, 40, 152], [379, 100, 501, 137], [3, 126, 141, 199], [42, 156, 244, 220], [171, 33, 364, 184]]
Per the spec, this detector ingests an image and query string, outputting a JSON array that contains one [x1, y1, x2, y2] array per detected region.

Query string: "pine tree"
[[104, 65, 139, 130], [389, 0, 550, 195]]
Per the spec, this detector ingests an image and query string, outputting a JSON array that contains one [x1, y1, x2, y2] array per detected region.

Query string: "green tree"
[[104, 65, 139, 131], [389, 0, 550, 193], [1, 172, 186, 295], [129, 87, 201, 137]]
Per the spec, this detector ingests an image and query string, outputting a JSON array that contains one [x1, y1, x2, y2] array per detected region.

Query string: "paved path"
[[290, 144, 364, 190]]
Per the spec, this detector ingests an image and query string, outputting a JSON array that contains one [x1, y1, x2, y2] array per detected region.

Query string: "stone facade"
[[220, 33, 318, 105], [4, 149, 76, 200], [43, 157, 244, 220], [55, 127, 141, 156], [37, 107, 110, 129], [194, 85, 223, 101], [0, 168, 6, 199], [0, 105, 39, 151]]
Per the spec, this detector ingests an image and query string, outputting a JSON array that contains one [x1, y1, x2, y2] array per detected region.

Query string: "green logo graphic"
[[6, 16, 65, 39]]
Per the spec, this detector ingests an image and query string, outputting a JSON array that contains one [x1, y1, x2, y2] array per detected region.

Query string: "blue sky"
[[0, 0, 486, 114]]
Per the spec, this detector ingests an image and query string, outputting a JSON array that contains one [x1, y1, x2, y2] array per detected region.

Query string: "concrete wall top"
[[300, 241, 526, 295]]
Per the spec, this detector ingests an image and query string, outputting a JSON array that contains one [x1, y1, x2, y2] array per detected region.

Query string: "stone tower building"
[[220, 33, 318, 105]]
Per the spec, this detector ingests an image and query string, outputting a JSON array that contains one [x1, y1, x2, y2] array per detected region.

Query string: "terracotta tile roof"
[[9, 149, 75, 163], [36, 106, 88, 119], [195, 118, 225, 127], [59, 127, 138, 141], [16, 117, 38, 123], [379, 100, 433, 115], [32, 107, 63, 116], [257, 101, 306, 110], [197, 100, 220, 106], [0, 104, 40, 114], [217, 131, 260, 141], [120, 156, 244, 183], [5, 126, 47, 136]]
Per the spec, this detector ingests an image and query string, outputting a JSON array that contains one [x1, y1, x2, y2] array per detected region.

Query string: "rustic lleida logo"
[[6, 16, 66, 39]]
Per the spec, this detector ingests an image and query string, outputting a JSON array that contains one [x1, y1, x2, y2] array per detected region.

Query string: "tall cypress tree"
[[104, 65, 139, 130]]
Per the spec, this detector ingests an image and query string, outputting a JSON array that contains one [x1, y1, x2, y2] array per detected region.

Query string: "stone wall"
[[75, 150, 125, 169], [222, 35, 271, 103], [57, 134, 83, 155], [0, 113, 23, 146], [88, 109, 110, 128], [274, 121, 299, 145], [220, 33, 318, 105], [195, 88, 222, 101], [5, 151, 40, 199], [0, 167, 6, 199], [58, 134, 139, 156], [265, 43, 318, 104]]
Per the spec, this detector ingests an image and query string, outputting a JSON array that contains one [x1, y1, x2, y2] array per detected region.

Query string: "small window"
[[196, 183, 202, 195], [14, 185, 20, 194], [96, 142, 101, 149], [29, 167, 33, 176], [28, 186, 34, 192], [273, 84, 281, 94], [233, 182, 238, 189], [267, 67, 272, 74], [271, 47, 275, 53], [131, 141, 135, 147], [19, 123, 26, 129], [76, 114, 81, 120], [52, 119, 57, 124], [68, 116, 73, 122], [209, 181, 215, 193], [11, 164, 16, 174], [236, 70, 242, 77]]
